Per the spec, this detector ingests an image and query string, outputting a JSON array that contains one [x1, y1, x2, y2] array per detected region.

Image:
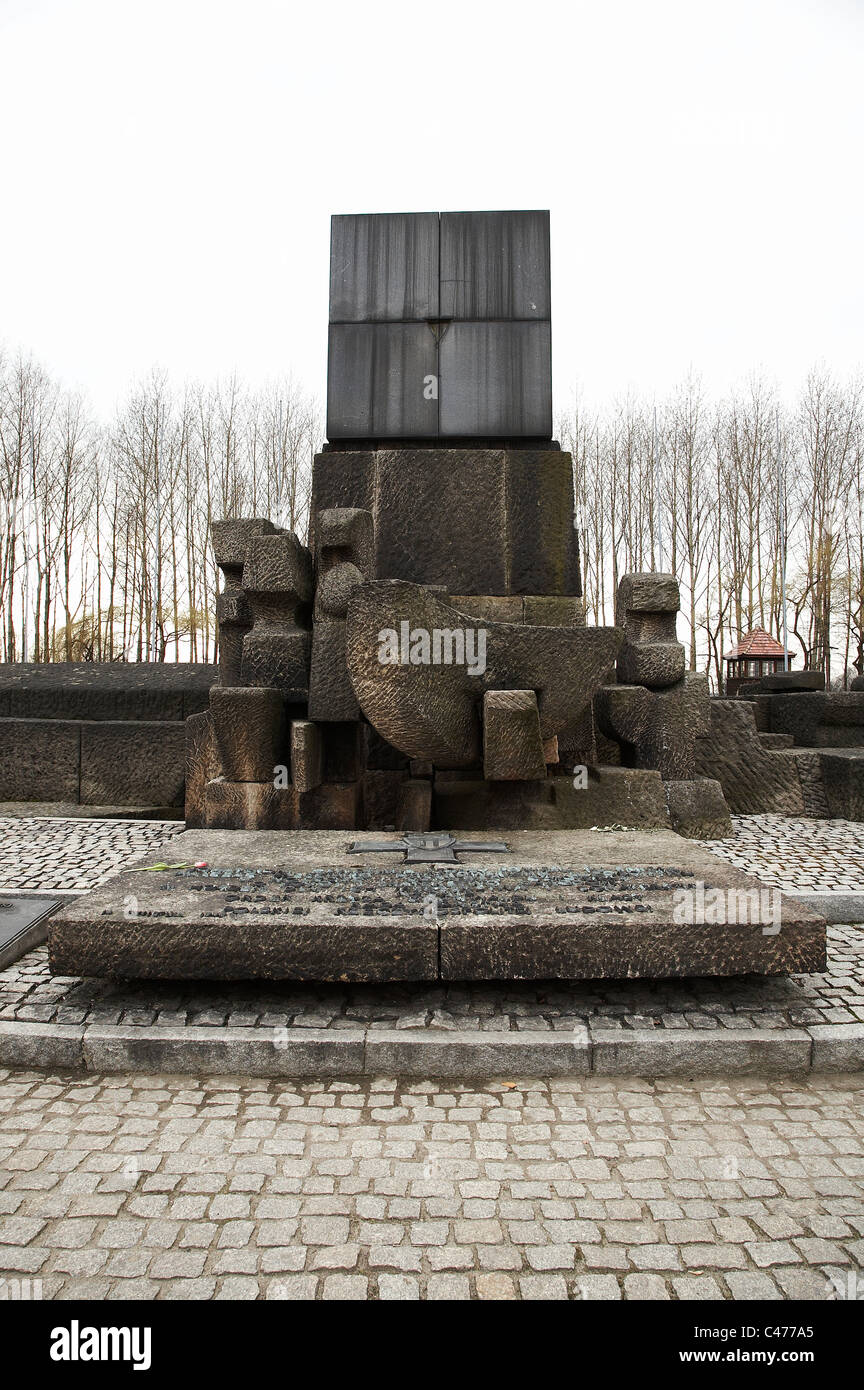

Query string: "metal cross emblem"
[[347, 831, 509, 864]]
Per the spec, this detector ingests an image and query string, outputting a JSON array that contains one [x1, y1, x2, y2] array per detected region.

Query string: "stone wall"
[[0, 664, 216, 809], [695, 701, 806, 815]]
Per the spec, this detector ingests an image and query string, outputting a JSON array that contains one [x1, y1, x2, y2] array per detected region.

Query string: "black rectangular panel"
[[439, 211, 551, 320], [438, 322, 552, 437], [329, 213, 439, 323], [0, 895, 63, 969], [327, 323, 438, 439]]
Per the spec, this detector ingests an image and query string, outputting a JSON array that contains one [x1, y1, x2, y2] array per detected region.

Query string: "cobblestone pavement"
[[706, 815, 864, 892], [0, 1069, 862, 1301], [0, 818, 183, 893]]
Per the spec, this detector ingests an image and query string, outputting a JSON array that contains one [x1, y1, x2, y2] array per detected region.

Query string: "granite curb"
[[784, 890, 864, 922], [2, 1018, 862, 1078]]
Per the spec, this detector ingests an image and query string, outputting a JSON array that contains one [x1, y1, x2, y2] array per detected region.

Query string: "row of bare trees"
[[563, 369, 864, 690], [0, 354, 319, 664], [2, 350, 862, 689]]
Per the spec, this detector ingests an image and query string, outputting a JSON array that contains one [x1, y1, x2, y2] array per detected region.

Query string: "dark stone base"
[[48, 829, 826, 983], [434, 767, 669, 830], [819, 750, 864, 819], [665, 779, 732, 839]]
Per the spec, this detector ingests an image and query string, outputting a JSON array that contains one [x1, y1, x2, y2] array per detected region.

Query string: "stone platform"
[[47, 829, 826, 983]]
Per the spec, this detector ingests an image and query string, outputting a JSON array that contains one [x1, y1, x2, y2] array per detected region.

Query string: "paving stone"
[[724, 1270, 783, 1299], [672, 1274, 725, 1299], [476, 1272, 517, 1299], [2, 1063, 864, 1300], [575, 1274, 622, 1300], [377, 1274, 420, 1300], [624, 1273, 670, 1299], [519, 1274, 569, 1299], [322, 1274, 367, 1300], [426, 1274, 470, 1300]]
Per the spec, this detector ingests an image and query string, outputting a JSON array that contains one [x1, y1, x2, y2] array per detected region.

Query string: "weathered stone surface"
[[615, 572, 685, 690], [558, 705, 599, 769], [307, 625, 357, 721], [49, 856, 437, 983], [346, 581, 621, 765], [205, 779, 293, 831], [483, 690, 547, 781], [819, 750, 864, 820], [327, 322, 439, 438], [210, 687, 285, 782], [759, 670, 825, 692], [46, 827, 825, 982], [80, 721, 186, 807], [665, 779, 732, 840], [781, 749, 830, 817], [297, 783, 362, 830], [184, 711, 218, 829], [241, 533, 313, 700], [309, 508, 374, 722], [542, 736, 559, 764], [812, 691, 864, 747], [290, 720, 323, 794], [0, 719, 80, 801], [616, 573, 680, 614], [449, 595, 524, 624], [446, 595, 585, 627], [434, 767, 670, 831], [211, 519, 279, 685], [751, 695, 772, 731], [322, 722, 367, 782], [204, 778, 361, 831], [0, 663, 215, 720], [767, 692, 827, 746], [522, 595, 586, 627], [757, 731, 795, 749], [395, 779, 432, 832], [362, 770, 407, 830], [242, 627, 311, 698], [310, 450, 581, 596], [694, 701, 806, 815], [210, 517, 281, 571], [595, 673, 710, 780], [440, 911, 824, 981]]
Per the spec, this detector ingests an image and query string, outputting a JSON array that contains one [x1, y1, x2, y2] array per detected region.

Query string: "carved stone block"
[[483, 690, 547, 781]]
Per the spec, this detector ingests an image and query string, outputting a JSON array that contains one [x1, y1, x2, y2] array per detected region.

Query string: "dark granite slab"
[[438, 322, 552, 437], [0, 895, 64, 970], [329, 212, 439, 323], [327, 323, 438, 439], [439, 210, 550, 320]]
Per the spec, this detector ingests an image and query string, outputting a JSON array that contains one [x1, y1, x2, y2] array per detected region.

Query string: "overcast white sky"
[[0, 0, 861, 421]]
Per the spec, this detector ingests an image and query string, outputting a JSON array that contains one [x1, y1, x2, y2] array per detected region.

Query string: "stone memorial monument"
[[49, 211, 826, 982]]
